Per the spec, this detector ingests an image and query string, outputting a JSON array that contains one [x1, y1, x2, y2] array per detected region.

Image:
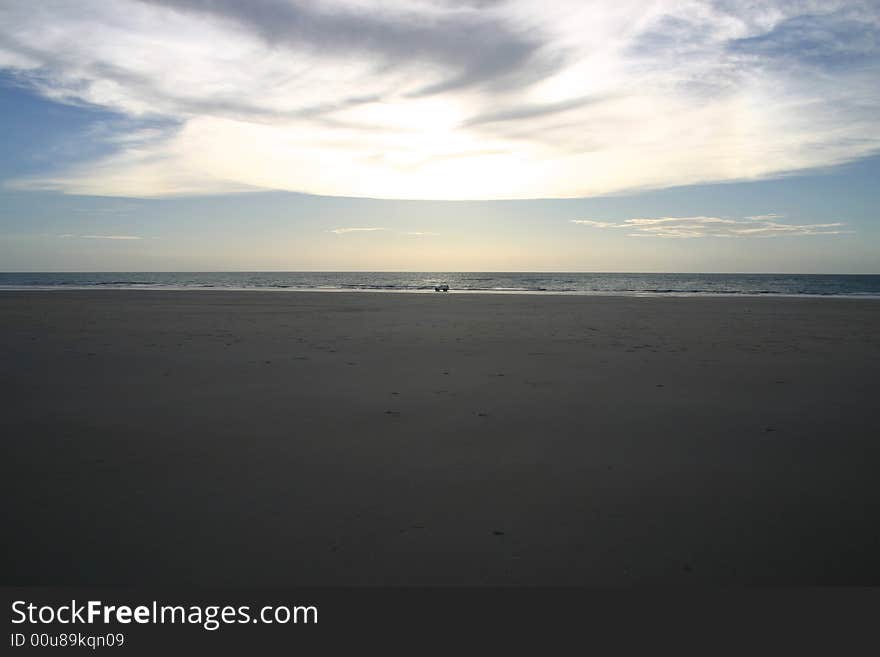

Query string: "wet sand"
[[2, 290, 879, 585]]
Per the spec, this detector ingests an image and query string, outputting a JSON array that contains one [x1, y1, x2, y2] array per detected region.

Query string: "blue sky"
[[0, 1, 878, 272]]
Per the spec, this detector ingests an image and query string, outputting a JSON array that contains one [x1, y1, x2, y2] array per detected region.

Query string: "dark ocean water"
[[2, 272, 879, 297]]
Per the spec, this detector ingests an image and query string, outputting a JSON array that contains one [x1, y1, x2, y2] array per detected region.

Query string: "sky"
[[0, 0, 878, 272]]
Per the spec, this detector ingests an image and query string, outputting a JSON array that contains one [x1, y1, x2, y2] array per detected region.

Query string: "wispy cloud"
[[570, 220, 617, 229], [1, 1, 878, 199], [402, 231, 440, 237], [329, 227, 386, 235], [63, 234, 145, 240], [571, 216, 852, 239]]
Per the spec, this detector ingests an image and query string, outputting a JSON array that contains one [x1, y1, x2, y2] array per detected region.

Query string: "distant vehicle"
[[434, 283, 449, 292]]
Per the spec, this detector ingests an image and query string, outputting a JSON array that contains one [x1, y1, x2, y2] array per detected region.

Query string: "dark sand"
[[2, 290, 879, 585]]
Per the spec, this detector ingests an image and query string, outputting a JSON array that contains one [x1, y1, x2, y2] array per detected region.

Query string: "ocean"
[[2, 272, 879, 297]]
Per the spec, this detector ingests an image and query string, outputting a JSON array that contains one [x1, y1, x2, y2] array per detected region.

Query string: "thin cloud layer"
[[329, 227, 386, 234], [59, 234, 145, 240], [571, 216, 851, 238], [1, 0, 878, 199]]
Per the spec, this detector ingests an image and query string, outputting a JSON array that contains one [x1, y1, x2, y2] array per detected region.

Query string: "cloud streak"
[[571, 216, 851, 239], [79, 235, 145, 240], [329, 227, 386, 234], [0, 1, 878, 199], [57, 234, 145, 240]]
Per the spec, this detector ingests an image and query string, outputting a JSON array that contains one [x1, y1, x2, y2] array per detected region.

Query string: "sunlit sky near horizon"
[[1, 0, 878, 272]]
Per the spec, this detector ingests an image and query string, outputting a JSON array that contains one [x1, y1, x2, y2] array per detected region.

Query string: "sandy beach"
[[2, 290, 879, 585]]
